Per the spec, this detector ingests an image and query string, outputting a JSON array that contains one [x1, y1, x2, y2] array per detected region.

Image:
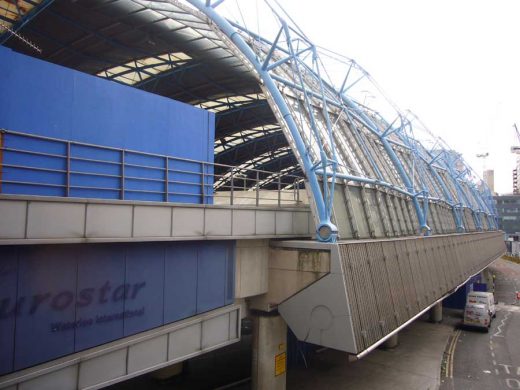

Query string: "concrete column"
[[383, 333, 399, 349], [482, 269, 495, 293], [430, 302, 443, 323], [252, 314, 287, 390]]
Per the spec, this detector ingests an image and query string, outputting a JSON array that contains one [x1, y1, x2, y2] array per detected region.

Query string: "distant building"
[[514, 168, 520, 194], [483, 169, 495, 194], [495, 194, 520, 234]]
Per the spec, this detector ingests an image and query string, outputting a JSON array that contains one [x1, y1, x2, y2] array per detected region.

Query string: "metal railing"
[[0, 130, 306, 207]]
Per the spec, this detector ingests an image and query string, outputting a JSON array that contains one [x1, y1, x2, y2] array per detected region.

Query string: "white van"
[[466, 291, 496, 318], [463, 303, 491, 331]]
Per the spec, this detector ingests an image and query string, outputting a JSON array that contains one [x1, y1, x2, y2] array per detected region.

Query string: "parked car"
[[463, 303, 491, 332], [466, 291, 496, 318]]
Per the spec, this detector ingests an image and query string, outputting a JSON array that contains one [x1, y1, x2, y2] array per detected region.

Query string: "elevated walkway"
[[269, 232, 505, 356], [0, 194, 313, 245]]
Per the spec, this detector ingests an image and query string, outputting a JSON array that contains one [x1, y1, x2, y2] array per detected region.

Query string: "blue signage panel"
[[0, 240, 235, 375]]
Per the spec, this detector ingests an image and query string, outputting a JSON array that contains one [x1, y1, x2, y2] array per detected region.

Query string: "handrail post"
[[230, 171, 234, 206], [256, 170, 260, 206], [66, 141, 71, 197], [121, 149, 125, 200], [201, 162, 205, 204], [278, 174, 281, 207], [165, 156, 169, 202]]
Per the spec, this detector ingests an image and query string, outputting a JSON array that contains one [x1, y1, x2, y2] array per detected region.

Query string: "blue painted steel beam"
[[0, 0, 55, 45], [187, 0, 337, 241], [396, 128, 464, 232], [339, 99, 429, 233], [439, 154, 484, 231]]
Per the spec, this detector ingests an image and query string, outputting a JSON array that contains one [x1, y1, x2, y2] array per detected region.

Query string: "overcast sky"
[[223, 0, 520, 194]]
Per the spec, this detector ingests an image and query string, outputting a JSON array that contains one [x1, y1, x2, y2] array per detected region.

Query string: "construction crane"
[[512, 123, 520, 153], [512, 124, 520, 193], [476, 152, 489, 166]]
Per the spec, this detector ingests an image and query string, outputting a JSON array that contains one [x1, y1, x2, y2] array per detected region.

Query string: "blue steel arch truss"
[[186, 0, 497, 240]]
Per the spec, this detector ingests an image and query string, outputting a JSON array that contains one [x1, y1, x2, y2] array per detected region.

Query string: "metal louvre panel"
[[452, 234, 466, 281], [392, 196, 407, 236], [336, 232, 505, 354], [421, 238, 438, 300], [380, 241, 409, 324], [376, 190, 392, 237], [430, 238, 448, 296], [333, 184, 353, 239], [348, 186, 371, 238], [366, 189, 385, 238], [399, 198, 413, 235], [405, 239, 428, 309], [341, 243, 383, 350], [443, 237, 457, 284], [421, 238, 439, 301], [385, 193, 400, 236], [393, 240, 420, 316], [406, 200, 418, 234], [429, 204, 440, 234], [435, 238, 451, 294], [339, 244, 364, 350], [365, 241, 396, 336]]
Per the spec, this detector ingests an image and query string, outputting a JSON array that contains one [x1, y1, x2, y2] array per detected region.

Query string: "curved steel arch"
[[183, 0, 497, 240], [186, 0, 339, 241]]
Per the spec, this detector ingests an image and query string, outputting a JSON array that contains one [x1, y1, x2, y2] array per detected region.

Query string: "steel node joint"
[[316, 222, 338, 242]]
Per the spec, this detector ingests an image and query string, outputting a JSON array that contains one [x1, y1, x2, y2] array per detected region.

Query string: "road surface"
[[441, 259, 520, 390]]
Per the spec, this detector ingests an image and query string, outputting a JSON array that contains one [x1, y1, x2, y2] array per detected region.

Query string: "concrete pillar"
[[252, 314, 287, 390], [430, 302, 443, 323], [383, 333, 399, 349], [482, 269, 495, 293]]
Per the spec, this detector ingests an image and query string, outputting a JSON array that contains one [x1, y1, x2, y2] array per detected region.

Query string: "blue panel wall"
[[124, 244, 165, 336], [0, 240, 235, 375], [444, 274, 482, 310], [0, 46, 215, 203], [0, 248, 17, 375], [75, 246, 126, 351], [164, 244, 198, 323], [14, 247, 77, 370]]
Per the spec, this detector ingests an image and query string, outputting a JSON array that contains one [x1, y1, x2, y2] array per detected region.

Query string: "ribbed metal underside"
[[339, 231, 505, 351]]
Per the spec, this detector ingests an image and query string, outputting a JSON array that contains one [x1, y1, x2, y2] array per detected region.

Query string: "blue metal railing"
[[0, 129, 304, 207]]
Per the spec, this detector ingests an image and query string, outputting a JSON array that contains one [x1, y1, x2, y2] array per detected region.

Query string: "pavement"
[[287, 315, 453, 390]]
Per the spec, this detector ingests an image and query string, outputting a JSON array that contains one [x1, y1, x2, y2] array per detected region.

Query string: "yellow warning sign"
[[275, 352, 287, 376]]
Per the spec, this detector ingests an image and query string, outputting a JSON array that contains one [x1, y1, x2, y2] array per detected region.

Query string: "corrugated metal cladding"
[[332, 184, 493, 240], [0, 241, 235, 375], [340, 231, 505, 352], [0, 46, 214, 203]]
